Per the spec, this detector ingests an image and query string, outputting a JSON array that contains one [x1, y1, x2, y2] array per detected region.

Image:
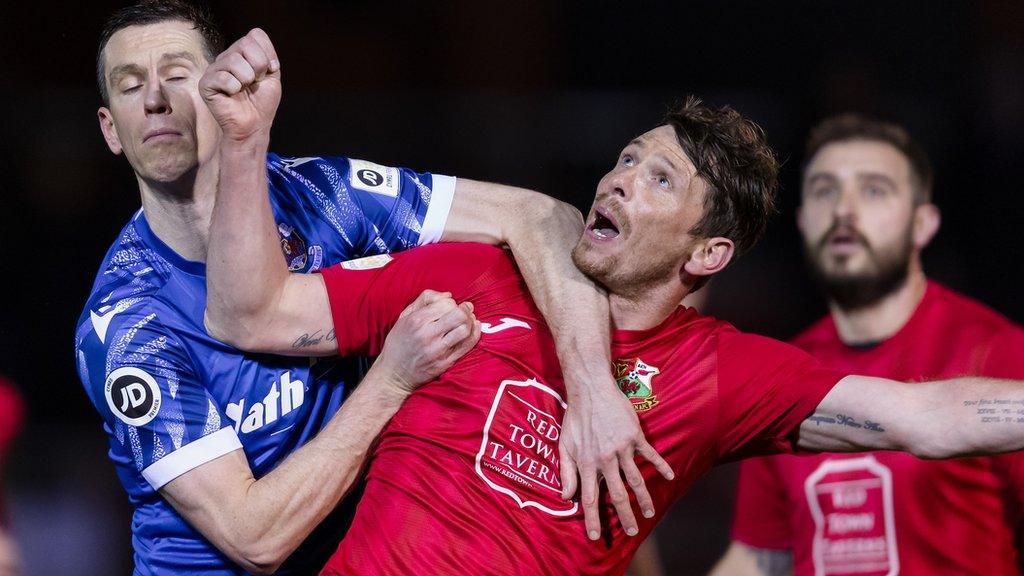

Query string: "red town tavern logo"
[[613, 358, 660, 412]]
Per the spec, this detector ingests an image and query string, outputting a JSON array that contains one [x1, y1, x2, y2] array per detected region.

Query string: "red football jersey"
[[317, 243, 844, 575], [732, 282, 1024, 575]]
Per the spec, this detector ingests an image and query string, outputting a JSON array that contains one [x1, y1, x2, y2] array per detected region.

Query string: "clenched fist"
[[199, 28, 281, 142]]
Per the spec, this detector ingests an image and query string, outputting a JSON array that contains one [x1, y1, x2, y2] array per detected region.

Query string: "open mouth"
[[589, 208, 621, 240]]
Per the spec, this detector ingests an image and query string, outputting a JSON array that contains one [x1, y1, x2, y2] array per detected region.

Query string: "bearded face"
[[798, 140, 924, 311]]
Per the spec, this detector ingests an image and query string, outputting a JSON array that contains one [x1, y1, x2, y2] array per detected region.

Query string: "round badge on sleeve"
[[105, 367, 162, 426]]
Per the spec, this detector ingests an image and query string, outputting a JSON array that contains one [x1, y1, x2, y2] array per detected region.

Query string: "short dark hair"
[[665, 97, 779, 264], [803, 114, 934, 203], [96, 0, 224, 104]]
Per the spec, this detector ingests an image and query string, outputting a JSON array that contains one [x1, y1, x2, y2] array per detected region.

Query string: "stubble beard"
[[572, 238, 683, 300]]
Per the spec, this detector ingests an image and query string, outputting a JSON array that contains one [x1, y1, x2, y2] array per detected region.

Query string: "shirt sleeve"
[[319, 243, 516, 358], [80, 313, 241, 492], [731, 457, 794, 550], [715, 332, 846, 461], [268, 154, 456, 260]]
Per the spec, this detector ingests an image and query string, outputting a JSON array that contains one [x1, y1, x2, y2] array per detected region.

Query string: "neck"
[[138, 160, 218, 263], [829, 260, 927, 345], [609, 276, 688, 331]]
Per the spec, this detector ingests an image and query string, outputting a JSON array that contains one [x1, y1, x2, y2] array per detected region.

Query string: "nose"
[[143, 79, 171, 115], [609, 167, 635, 200], [833, 187, 856, 221]]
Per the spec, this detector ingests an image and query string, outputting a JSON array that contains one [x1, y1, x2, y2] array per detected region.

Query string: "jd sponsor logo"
[[226, 371, 306, 434], [356, 169, 383, 187], [105, 367, 162, 426]]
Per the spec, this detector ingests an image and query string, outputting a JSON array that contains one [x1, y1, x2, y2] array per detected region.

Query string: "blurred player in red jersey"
[[0, 377, 24, 576], [709, 116, 1024, 576]]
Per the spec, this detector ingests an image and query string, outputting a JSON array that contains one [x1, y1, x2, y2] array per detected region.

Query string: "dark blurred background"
[[1, 1, 1023, 573]]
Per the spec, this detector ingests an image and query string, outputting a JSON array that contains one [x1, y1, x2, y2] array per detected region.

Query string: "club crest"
[[613, 358, 660, 412], [278, 223, 308, 271]]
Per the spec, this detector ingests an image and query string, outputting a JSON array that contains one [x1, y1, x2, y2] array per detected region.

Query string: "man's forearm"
[[932, 377, 1024, 458], [505, 196, 612, 398], [446, 179, 612, 396], [205, 137, 290, 349], [803, 375, 1024, 459], [164, 365, 408, 574]]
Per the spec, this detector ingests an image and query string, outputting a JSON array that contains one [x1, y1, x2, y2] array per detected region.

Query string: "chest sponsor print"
[[475, 379, 577, 517], [805, 456, 899, 576]]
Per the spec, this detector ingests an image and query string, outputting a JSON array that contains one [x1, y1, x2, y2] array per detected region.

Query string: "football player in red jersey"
[[710, 116, 1024, 576], [203, 44, 1024, 574]]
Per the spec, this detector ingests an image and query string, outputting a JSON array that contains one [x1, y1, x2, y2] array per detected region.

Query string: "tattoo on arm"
[[807, 413, 885, 432], [291, 328, 336, 349], [753, 548, 793, 576], [964, 398, 1024, 424]]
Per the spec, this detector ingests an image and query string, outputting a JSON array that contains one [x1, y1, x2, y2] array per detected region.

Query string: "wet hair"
[[96, 0, 224, 104]]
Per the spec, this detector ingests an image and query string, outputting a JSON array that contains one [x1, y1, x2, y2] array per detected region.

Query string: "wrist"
[[361, 363, 414, 403], [220, 131, 271, 154]]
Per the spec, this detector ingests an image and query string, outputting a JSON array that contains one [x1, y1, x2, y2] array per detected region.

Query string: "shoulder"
[[76, 288, 199, 410], [789, 315, 835, 351], [929, 282, 1022, 333]]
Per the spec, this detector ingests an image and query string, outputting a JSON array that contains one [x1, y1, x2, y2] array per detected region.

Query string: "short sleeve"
[[319, 243, 516, 358], [731, 457, 793, 550], [715, 332, 845, 461], [267, 154, 456, 260], [78, 313, 241, 492]]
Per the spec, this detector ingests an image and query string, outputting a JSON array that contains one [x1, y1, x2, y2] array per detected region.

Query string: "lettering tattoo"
[[291, 328, 336, 349], [807, 413, 885, 433], [752, 547, 793, 576], [964, 398, 1024, 424]]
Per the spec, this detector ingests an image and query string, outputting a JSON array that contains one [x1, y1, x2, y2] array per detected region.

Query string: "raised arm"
[[185, 30, 478, 573], [799, 374, 1024, 458]]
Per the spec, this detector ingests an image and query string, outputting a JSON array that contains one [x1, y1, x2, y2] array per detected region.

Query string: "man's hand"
[[373, 289, 482, 395], [559, 377, 675, 541], [199, 28, 282, 142]]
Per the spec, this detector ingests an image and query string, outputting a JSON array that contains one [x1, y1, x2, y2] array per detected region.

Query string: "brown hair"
[[665, 97, 779, 263], [96, 0, 224, 104], [804, 114, 933, 203]]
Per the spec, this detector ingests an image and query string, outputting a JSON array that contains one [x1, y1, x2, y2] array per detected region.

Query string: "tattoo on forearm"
[[808, 413, 885, 432], [292, 328, 336, 349], [753, 548, 793, 576], [964, 398, 1024, 424]]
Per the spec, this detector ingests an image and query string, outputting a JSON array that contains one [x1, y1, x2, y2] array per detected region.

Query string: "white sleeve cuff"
[[419, 174, 456, 245], [142, 427, 243, 490]]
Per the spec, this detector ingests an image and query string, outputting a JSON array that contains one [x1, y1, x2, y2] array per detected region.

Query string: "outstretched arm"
[[799, 374, 1024, 458]]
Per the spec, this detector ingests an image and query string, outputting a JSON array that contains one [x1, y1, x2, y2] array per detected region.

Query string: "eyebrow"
[[804, 173, 838, 186], [858, 172, 898, 188], [627, 138, 680, 172], [107, 52, 199, 83]]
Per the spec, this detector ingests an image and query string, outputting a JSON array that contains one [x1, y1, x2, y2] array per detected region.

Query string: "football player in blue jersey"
[[76, 1, 671, 574]]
